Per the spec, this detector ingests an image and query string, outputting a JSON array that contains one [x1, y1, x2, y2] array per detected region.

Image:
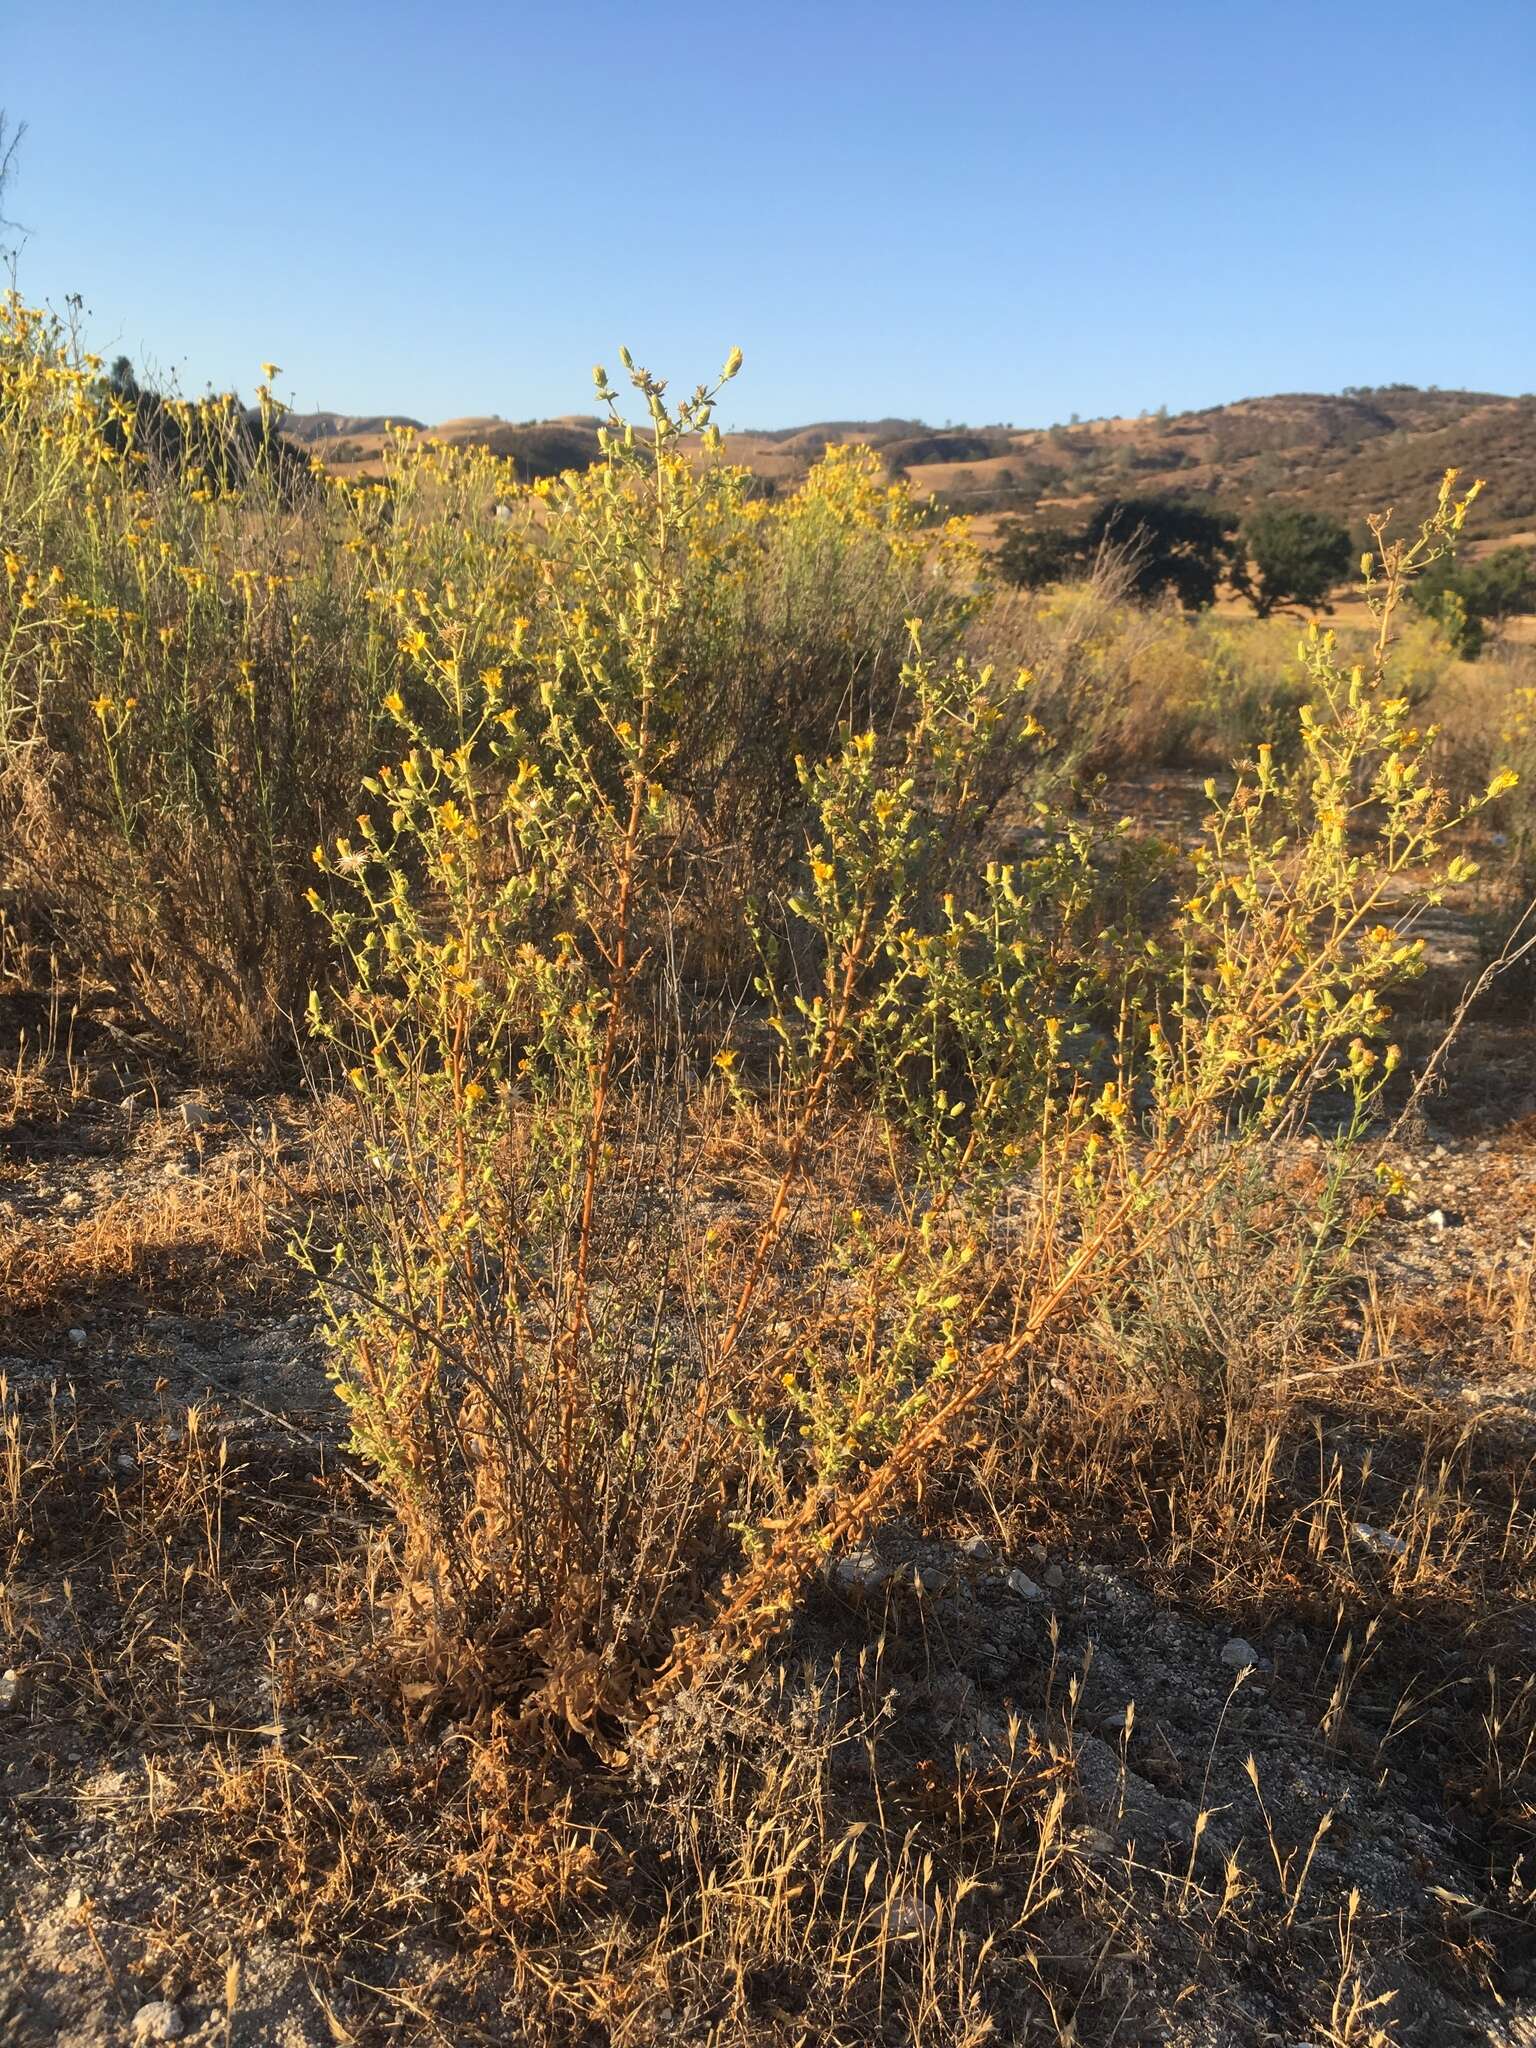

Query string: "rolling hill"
[[279, 386, 1536, 543]]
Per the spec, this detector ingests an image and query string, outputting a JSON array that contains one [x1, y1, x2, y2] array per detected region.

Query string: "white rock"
[[0, 1669, 22, 1713], [1424, 1208, 1447, 1232], [887, 1895, 938, 1936], [131, 2002, 186, 2042], [1070, 1824, 1119, 1862], [1352, 1521, 1407, 1558], [1221, 1637, 1260, 1670], [831, 1548, 887, 1593], [68, 1327, 87, 1347], [1004, 1569, 1043, 1601]]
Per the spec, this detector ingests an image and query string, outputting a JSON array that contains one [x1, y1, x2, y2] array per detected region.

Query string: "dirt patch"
[[2, 1027, 1533, 2044]]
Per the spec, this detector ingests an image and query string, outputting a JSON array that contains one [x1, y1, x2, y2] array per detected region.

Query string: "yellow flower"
[[383, 690, 405, 717], [90, 693, 114, 718]]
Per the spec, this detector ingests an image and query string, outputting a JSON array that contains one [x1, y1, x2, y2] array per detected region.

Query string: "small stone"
[[178, 1099, 217, 1131], [831, 1548, 888, 1594], [1043, 1562, 1065, 1589], [1004, 1569, 1043, 1601], [961, 1534, 992, 1562], [1070, 1824, 1119, 1862], [60, 1190, 84, 1214], [68, 1327, 87, 1348], [131, 2001, 186, 2042], [115, 1452, 137, 1476], [1424, 1208, 1447, 1232], [1221, 1637, 1260, 1670], [908, 1561, 950, 1599], [0, 1669, 23, 1713], [887, 1896, 938, 1936], [303, 1591, 324, 1614], [1351, 1521, 1407, 1558]]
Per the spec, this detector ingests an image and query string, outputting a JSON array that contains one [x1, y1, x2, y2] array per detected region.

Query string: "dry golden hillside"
[[284, 385, 1536, 540]]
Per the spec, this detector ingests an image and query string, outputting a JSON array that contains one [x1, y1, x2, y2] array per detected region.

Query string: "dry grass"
[[4, 326, 1535, 2042], [1, 1026, 1533, 2043]]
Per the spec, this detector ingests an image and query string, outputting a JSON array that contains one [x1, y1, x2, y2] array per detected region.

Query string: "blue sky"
[[6, 0, 1533, 428]]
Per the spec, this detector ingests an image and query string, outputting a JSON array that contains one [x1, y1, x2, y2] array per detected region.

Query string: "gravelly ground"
[[1, 994, 1532, 2046]]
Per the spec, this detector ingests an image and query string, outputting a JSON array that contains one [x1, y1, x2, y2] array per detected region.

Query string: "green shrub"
[[299, 361, 1507, 1748], [1410, 544, 1536, 658], [0, 300, 397, 1061]]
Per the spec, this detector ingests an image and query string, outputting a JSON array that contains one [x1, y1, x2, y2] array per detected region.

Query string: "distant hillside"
[[280, 386, 1536, 540], [888, 389, 1536, 543], [279, 410, 425, 443]]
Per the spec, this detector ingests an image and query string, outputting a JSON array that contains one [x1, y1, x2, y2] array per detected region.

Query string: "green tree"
[[993, 520, 1081, 590], [1084, 497, 1240, 610], [1240, 507, 1354, 617]]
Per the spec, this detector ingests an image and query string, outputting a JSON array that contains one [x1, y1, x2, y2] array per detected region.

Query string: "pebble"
[[887, 1896, 938, 1936], [908, 1561, 950, 1599], [131, 2001, 187, 2042], [1352, 1521, 1408, 1558], [1043, 1562, 1065, 1589], [832, 1549, 888, 1593], [961, 1534, 992, 1562], [1070, 1824, 1119, 1862], [0, 1669, 23, 1713], [1004, 1569, 1043, 1601], [68, 1328, 87, 1348], [1221, 1637, 1260, 1670]]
